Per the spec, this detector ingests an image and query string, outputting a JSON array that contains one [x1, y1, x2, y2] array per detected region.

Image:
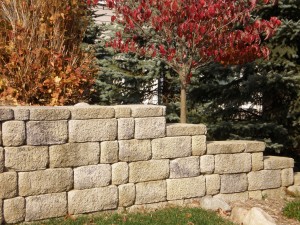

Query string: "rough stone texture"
[[119, 139, 151, 162], [170, 156, 200, 178], [74, 164, 111, 190], [249, 191, 263, 200], [262, 187, 286, 199], [200, 155, 215, 174], [68, 186, 118, 214], [69, 119, 117, 142], [112, 162, 129, 185], [200, 196, 231, 212], [295, 172, 300, 185], [0, 108, 13, 121], [248, 170, 281, 190], [126, 202, 168, 213], [230, 207, 249, 225], [215, 192, 249, 202], [243, 141, 266, 153], [27, 121, 68, 145], [0, 172, 17, 198], [30, 107, 70, 120], [167, 176, 205, 200], [25, 193, 67, 221], [281, 168, 294, 187], [100, 141, 118, 163], [2, 121, 25, 146], [287, 186, 300, 197], [0, 200, 2, 224], [243, 207, 276, 225], [136, 180, 166, 204], [129, 160, 169, 183], [207, 141, 245, 155], [13, 108, 29, 120], [70, 106, 114, 119], [113, 106, 131, 118], [152, 137, 191, 159], [221, 173, 248, 194], [0, 147, 4, 172], [0, 124, 2, 146], [205, 174, 220, 195], [5, 146, 48, 171], [215, 153, 251, 174], [135, 117, 165, 139], [19, 168, 73, 196], [252, 152, 264, 171], [3, 197, 25, 224], [192, 135, 206, 156], [119, 183, 135, 207], [166, 123, 207, 136], [131, 105, 165, 118], [50, 142, 99, 168], [118, 118, 134, 140], [264, 156, 294, 169]]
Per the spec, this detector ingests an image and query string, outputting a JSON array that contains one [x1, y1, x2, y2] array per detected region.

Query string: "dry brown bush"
[[0, 0, 98, 105]]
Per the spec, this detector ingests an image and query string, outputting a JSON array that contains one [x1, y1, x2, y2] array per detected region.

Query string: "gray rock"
[[243, 207, 277, 225], [200, 196, 231, 212]]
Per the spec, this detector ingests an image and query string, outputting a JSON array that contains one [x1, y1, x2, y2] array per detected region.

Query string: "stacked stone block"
[[0, 105, 295, 224]]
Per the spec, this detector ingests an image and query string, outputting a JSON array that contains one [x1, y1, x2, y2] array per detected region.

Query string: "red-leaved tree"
[[106, 0, 281, 123]]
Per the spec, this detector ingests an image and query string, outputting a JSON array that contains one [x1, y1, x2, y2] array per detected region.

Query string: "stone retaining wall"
[[0, 105, 295, 223]]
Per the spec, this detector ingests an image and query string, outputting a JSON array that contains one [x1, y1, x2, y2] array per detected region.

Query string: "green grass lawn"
[[283, 199, 300, 222], [33, 207, 235, 225]]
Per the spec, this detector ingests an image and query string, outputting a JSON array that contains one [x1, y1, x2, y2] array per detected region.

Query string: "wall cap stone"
[[166, 123, 207, 136]]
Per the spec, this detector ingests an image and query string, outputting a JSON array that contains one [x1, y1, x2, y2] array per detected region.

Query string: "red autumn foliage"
[[106, 0, 281, 122]]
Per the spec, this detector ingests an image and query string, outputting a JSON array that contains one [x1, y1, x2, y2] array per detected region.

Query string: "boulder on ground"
[[200, 196, 231, 212], [243, 207, 277, 225]]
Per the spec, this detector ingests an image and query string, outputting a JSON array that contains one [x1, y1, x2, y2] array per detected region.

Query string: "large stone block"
[[119, 139, 151, 162], [135, 117, 165, 139], [100, 141, 118, 163], [118, 118, 134, 140], [27, 121, 68, 145], [281, 168, 294, 187], [249, 191, 263, 200], [0, 172, 17, 198], [19, 168, 73, 196], [119, 183, 135, 207], [215, 192, 249, 202], [113, 106, 131, 118], [0, 200, 2, 224], [68, 186, 118, 214], [252, 152, 264, 171], [69, 119, 117, 142], [206, 174, 220, 195], [167, 176, 205, 200], [200, 155, 215, 174], [192, 135, 206, 156], [70, 106, 114, 119], [5, 146, 48, 171], [136, 180, 166, 204], [248, 170, 281, 190], [170, 156, 200, 178], [166, 123, 206, 136], [207, 141, 245, 155], [295, 172, 300, 185], [13, 107, 29, 120], [129, 160, 169, 183], [50, 142, 99, 168], [152, 136, 191, 159], [0, 147, 3, 172], [242, 141, 266, 153], [221, 173, 248, 194], [264, 156, 294, 170], [29, 107, 70, 120], [3, 197, 25, 224], [215, 153, 251, 174], [74, 164, 111, 190], [112, 162, 128, 185], [262, 187, 286, 199], [0, 108, 13, 121], [2, 121, 25, 146], [131, 105, 165, 117], [0, 125, 2, 146], [25, 193, 67, 221]]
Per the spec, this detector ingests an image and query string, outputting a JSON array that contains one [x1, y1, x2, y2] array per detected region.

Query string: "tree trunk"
[[180, 85, 187, 123]]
